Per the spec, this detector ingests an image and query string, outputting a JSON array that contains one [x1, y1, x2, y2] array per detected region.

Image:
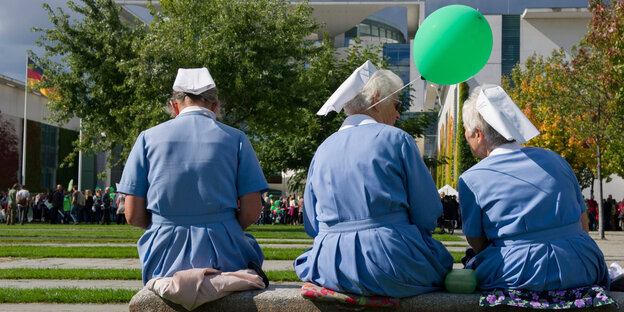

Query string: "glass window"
[[359, 24, 370, 36]]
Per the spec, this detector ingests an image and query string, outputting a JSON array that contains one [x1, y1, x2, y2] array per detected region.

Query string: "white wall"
[[520, 17, 590, 63], [471, 15, 502, 86], [0, 79, 79, 130]]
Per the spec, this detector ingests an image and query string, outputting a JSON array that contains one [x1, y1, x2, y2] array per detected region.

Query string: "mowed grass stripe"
[[0, 268, 301, 281], [0, 229, 142, 239], [0, 224, 140, 230], [0, 287, 135, 303], [0, 245, 464, 263], [0, 246, 307, 260], [0, 268, 142, 280], [0, 225, 464, 242], [0, 238, 138, 244]]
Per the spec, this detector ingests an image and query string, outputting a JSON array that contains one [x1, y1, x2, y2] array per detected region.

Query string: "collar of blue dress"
[[339, 114, 377, 131], [177, 106, 216, 120], [488, 142, 523, 157]]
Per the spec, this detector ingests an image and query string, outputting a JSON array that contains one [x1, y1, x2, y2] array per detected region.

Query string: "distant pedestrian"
[[63, 190, 72, 224], [84, 189, 94, 224], [93, 188, 103, 223], [71, 185, 85, 225], [6, 184, 17, 225], [116, 193, 126, 225], [16, 185, 30, 225], [586, 195, 598, 231], [101, 187, 112, 225], [51, 185, 64, 224]]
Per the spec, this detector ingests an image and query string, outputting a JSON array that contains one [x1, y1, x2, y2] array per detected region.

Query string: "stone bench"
[[129, 283, 624, 311]]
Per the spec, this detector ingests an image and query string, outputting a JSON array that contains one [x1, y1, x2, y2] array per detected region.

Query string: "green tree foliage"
[[504, 0, 624, 238], [34, 0, 436, 192], [33, 0, 146, 167], [502, 51, 600, 190]]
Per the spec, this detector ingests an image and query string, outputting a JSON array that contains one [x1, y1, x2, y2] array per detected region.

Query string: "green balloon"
[[413, 5, 492, 85]]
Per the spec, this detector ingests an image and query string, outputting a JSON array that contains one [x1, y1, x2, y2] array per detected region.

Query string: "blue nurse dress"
[[294, 114, 454, 298], [458, 143, 608, 291], [118, 107, 268, 284]]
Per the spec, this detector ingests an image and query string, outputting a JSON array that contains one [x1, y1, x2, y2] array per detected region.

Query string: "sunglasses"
[[389, 98, 401, 111]]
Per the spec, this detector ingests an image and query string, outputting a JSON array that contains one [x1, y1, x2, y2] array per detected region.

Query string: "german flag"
[[27, 58, 52, 98]]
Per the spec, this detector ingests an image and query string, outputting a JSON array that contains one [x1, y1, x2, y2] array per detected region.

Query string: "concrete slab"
[[129, 286, 624, 312], [0, 257, 142, 269], [0, 257, 295, 271]]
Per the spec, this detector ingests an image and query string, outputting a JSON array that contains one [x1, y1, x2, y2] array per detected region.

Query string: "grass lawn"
[[0, 245, 308, 260], [0, 268, 142, 280], [0, 229, 143, 239], [0, 224, 138, 230], [0, 245, 139, 259], [0, 288, 135, 303], [0, 238, 138, 244]]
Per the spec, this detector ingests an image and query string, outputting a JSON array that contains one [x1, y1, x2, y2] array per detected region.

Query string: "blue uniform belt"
[[318, 211, 409, 233], [151, 209, 235, 225], [493, 221, 583, 246]]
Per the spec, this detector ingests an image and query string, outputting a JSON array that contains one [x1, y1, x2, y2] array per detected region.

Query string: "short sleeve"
[[401, 134, 442, 233], [236, 134, 269, 196], [458, 176, 484, 238], [303, 157, 319, 238], [118, 132, 149, 197]]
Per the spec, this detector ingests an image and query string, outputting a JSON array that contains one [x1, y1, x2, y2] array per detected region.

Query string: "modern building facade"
[[0, 73, 114, 192]]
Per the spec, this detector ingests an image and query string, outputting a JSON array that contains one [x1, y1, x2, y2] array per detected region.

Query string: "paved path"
[[0, 257, 296, 271]]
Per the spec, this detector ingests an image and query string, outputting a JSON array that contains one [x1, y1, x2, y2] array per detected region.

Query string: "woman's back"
[[295, 122, 453, 297], [133, 113, 258, 218], [119, 106, 268, 284], [459, 147, 608, 291]]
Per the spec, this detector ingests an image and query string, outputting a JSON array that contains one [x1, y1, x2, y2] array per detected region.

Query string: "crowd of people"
[[257, 193, 304, 225], [585, 194, 624, 231], [0, 183, 127, 225]]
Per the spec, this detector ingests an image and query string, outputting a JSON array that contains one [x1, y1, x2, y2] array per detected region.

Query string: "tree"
[[0, 115, 19, 189], [34, 0, 437, 192], [502, 51, 598, 190], [504, 0, 624, 238], [33, 0, 147, 169]]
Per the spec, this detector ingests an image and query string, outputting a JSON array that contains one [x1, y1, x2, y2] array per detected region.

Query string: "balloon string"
[[367, 76, 422, 111]]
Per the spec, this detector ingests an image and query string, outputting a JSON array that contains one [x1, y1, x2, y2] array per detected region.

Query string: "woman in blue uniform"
[[294, 62, 454, 298], [458, 84, 608, 291], [119, 68, 268, 284]]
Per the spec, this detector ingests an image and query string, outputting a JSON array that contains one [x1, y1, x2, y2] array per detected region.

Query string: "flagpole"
[[78, 119, 83, 191], [21, 55, 28, 186]]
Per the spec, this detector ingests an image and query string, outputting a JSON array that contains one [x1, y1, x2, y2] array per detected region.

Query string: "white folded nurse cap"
[[317, 60, 378, 116], [476, 85, 540, 143], [173, 68, 216, 95]]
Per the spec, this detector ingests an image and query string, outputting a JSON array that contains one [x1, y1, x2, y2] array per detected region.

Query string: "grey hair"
[[172, 88, 219, 106], [165, 88, 220, 118], [462, 85, 514, 149], [343, 69, 403, 115]]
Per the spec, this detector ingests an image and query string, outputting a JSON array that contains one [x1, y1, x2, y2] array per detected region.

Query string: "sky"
[[0, 0, 76, 81], [0, 1, 405, 83]]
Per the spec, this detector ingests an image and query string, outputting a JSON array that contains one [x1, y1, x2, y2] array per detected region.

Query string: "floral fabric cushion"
[[480, 285, 618, 309], [300, 282, 398, 309]]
